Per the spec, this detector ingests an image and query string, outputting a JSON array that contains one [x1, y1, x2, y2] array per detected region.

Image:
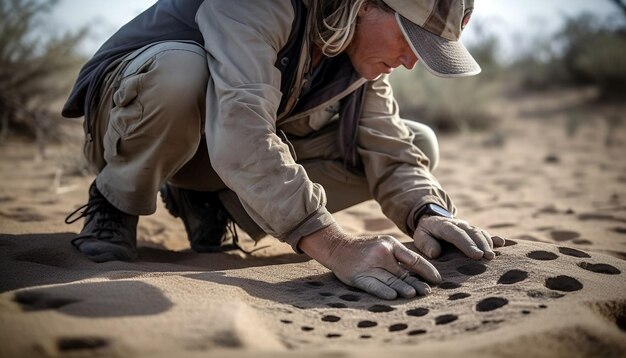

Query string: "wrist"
[[298, 224, 346, 268], [413, 203, 453, 229]]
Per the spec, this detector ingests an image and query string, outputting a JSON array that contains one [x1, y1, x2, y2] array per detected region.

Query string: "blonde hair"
[[309, 0, 393, 57]]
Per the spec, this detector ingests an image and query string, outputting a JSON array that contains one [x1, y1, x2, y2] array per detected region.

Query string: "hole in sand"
[[326, 303, 347, 308], [522, 310, 531, 315], [301, 326, 314, 332], [357, 320, 377, 328], [503, 240, 518, 247], [578, 262, 621, 275], [435, 314, 458, 325], [326, 333, 341, 339], [457, 263, 487, 276], [360, 335, 372, 339], [57, 337, 109, 351], [550, 230, 580, 241], [406, 308, 429, 317], [476, 297, 508, 312], [321, 315, 341, 323], [438, 282, 461, 289], [448, 293, 471, 301], [545, 275, 583, 292], [319, 292, 334, 297], [539, 304, 547, 309], [280, 320, 292, 324], [408, 329, 427, 336], [558, 247, 591, 258], [617, 315, 626, 331], [498, 269, 528, 284], [368, 304, 395, 313], [339, 294, 361, 302], [527, 251, 558, 260], [612, 227, 626, 235], [389, 323, 408, 332]]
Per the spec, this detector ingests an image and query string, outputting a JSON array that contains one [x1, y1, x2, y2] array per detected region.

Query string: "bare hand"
[[299, 225, 442, 300], [413, 216, 506, 260]]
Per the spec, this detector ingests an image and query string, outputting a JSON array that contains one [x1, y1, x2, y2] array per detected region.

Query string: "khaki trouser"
[[86, 42, 439, 234]]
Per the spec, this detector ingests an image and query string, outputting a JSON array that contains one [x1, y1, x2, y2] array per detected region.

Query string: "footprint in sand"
[[549, 230, 580, 241], [544, 275, 583, 292], [476, 297, 509, 312], [527, 251, 558, 260], [558, 247, 591, 258], [498, 269, 529, 284], [57, 337, 110, 352], [578, 262, 621, 275]]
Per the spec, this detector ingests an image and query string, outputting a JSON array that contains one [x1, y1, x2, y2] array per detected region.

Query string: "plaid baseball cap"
[[383, 0, 480, 77]]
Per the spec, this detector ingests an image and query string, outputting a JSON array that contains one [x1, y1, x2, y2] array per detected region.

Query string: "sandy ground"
[[1, 90, 625, 357]]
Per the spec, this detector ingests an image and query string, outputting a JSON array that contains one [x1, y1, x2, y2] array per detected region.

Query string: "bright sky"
[[45, 0, 622, 58]]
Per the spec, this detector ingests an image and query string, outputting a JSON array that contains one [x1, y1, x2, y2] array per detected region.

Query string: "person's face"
[[345, 4, 418, 80]]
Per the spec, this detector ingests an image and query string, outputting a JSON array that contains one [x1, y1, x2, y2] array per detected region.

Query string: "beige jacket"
[[198, 0, 455, 250]]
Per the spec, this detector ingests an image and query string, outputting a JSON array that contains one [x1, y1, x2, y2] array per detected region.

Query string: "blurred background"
[[0, 0, 625, 158]]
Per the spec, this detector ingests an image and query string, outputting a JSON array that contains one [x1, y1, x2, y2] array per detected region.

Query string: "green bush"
[[0, 0, 86, 142]]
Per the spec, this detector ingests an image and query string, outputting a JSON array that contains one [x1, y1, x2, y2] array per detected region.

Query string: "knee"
[[402, 120, 440, 171]]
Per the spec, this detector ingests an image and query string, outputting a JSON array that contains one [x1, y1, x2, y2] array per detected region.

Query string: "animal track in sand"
[[368, 304, 395, 313], [357, 320, 377, 328], [527, 251, 558, 260], [448, 293, 471, 301], [545, 275, 583, 292], [549, 230, 580, 241], [457, 262, 487, 276], [388, 323, 408, 332], [435, 314, 458, 325], [321, 315, 341, 322], [558, 247, 591, 258], [57, 337, 110, 351], [406, 308, 429, 317], [476, 297, 509, 312], [498, 269, 529, 284], [438, 282, 462, 289], [14, 291, 79, 311], [578, 262, 621, 275], [339, 294, 361, 302]]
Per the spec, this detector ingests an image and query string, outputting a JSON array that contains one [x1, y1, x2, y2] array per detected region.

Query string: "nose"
[[400, 51, 418, 69]]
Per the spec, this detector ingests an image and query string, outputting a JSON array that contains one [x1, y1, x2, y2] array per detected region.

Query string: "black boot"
[[66, 181, 139, 262], [159, 183, 235, 252]]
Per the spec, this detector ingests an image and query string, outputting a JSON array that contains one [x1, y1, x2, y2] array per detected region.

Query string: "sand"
[[1, 89, 625, 357]]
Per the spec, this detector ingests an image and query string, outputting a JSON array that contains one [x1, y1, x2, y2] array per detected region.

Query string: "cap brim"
[[396, 13, 481, 78]]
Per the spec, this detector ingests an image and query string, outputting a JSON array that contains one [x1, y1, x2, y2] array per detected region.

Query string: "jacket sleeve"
[[196, 0, 335, 250], [357, 74, 457, 235]]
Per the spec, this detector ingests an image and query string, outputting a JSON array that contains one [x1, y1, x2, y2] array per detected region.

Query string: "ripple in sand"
[[406, 308, 429, 317], [498, 269, 529, 284], [527, 251, 558, 260], [449, 293, 471, 301], [438, 282, 462, 289], [476, 297, 509, 312], [550, 230, 580, 241], [558, 247, 591, 258], [545, 275, 583, 292], [368, 304, 395, 313], [357, 320, 377, 328], [578, 262, 621, 275], [435, 314, 458, 325], [457, 262, 487, 276], [389, 323, 408, 332], [321, 315, 341, 322], [57, 337, 109, 351]]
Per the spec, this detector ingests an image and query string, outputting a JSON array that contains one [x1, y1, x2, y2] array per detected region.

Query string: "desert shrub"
[[0, 0, 86, 143]]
